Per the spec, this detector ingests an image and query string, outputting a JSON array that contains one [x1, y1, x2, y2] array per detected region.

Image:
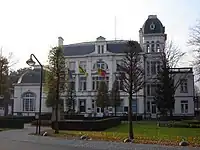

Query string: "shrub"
[[0, 116, 35, 123], [158, 121, 200, 128], [181, 120, 200, 125], [31, 120, 51, 126], [52, 117, 121, 131], [0, 119, 24, 129]]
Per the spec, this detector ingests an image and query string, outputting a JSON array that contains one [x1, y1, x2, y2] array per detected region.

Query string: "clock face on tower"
[[150, 22, 155, 30]]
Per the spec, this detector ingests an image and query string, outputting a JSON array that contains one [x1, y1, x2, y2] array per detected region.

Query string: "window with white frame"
[[101, 45, 104, 53], [147, 61, 150, 76], [146, 41, 150, 53], [116, 75, 123, 90], [147, 61, 161, 76], [22, 92, 36, 111], [92, 76, 109, 90], [181, 100, 188, 113], [147, 84, 158, 96], [92, 99, 95, 110], [79, 76, 87, 91], [69, 61, 75, 73], [180, 79, 188, 93], [116, 60, 122, 71], [69, 76, 76, 91], [147, 101, 150, 112], [97, 45, 104, 54], [156, 41, 160, 52], [79, 61, 86, 69], [151, 41, 155, 52], [151, 61, 156, 75], [93, 61, 108, 70]]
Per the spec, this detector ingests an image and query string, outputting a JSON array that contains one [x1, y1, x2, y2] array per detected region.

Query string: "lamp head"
[[26, 57, 35, 66]]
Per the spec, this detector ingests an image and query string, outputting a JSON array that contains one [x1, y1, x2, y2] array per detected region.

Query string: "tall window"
[[79, 99, 86, 113], [146, 41, 150, 53], [151, 61, 156, 75], [151, 41, 155, 52], [69, 61, 75, 73], [97, 45, 104, 54], [93, 61, 108, 70], [79, 76, 87, 91], [92, 76, 109, 90], [98, 45, 101, 54], [147, 101, 150, 112], [181, 100, 188, 113], [22, 92, 36, 111], [79, 61, 86, 69], [69, 76, 76, 91], [116, 75, 123, 90], [180, 79, 188, 93], [101, 45, 104, 53], [147, 84, 158, 96], [148, 61, 160, 75], [156, 41, 160, 52], [116, 60, 122, 71], [147, 61, 150, 76]]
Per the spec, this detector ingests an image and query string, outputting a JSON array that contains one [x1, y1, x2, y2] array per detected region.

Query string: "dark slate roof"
[[17, 67, 45, 84], [63, 40, 128, 56], [63, 44, 95, 56], [107, 42, 127, 53], [142, 15, 165, 34]]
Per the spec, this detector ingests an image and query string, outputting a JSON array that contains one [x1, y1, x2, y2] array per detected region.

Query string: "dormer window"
[[96, 36, 106, 54], [97, 45, 104, 54]]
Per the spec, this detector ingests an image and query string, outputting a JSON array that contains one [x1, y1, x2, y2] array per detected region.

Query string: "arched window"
[[151, 41, 155, 52], [93, 61, 108, 70], [22, 92, 36, 111], [146, 41, 150, 53], [156, 41, 160, 52]]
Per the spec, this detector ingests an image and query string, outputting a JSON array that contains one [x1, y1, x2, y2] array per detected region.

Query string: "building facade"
[[13, 15, 195, 118]]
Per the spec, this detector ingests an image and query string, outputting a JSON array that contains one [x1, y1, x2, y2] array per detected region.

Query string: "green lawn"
[[53, 121, 200, 146], [106, 121, 200, 140]]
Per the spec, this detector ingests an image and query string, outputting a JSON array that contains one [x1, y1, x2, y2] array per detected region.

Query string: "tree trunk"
[[51, 106, 61, 122], [114, 105, 117, 116], [128, 95, 134, 140], [169, 109, 173, 119]]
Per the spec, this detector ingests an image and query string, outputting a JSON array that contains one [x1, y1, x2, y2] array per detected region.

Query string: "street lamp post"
[[26, 54, 43, 135]]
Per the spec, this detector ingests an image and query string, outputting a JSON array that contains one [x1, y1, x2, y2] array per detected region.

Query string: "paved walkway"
[[0, 124, 199, 150]]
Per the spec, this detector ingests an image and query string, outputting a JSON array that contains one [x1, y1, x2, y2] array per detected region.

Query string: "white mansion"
[[13, 15, 195, 118]]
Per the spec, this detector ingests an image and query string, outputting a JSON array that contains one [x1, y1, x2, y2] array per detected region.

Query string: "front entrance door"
[[151, 102, 157, 118]]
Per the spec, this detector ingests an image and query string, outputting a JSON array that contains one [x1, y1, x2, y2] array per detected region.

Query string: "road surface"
[[0, 124, 199, 150]]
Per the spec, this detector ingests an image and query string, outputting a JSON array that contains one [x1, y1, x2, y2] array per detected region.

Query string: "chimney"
[[58, 37, 64, 46], [148, 15, 157, 19]]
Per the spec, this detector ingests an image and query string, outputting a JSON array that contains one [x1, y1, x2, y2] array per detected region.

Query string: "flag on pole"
[[79, 66, 88, 77], [98, 68, 106, 77]]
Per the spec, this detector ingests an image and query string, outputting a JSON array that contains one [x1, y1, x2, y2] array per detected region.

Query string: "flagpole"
[[114, 16, 117, 40]]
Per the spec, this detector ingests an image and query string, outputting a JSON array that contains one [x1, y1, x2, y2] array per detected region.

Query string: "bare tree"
[[118, 40, 144, 140], [188, 20, 200, 80]]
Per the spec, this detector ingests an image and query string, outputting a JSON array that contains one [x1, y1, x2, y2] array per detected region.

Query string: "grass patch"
[[47, 121, 200, 147]]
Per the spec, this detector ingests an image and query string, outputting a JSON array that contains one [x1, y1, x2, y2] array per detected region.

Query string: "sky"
[[0, 0, 200, 70]]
